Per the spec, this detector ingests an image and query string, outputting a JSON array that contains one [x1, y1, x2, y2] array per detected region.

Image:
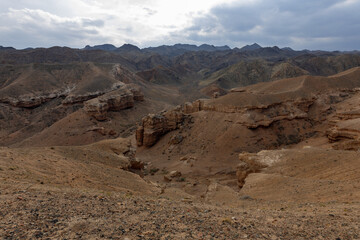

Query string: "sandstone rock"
[[62, 82, 125, 104], [183, 100, 206, 114], [163, 175, 172, 182], [164, 170, 182, 181], [327, 127, 357, 142], [136, 126, 144, 146], [140, 114, 167, 146], [136, 109, 185, 147], [1, 89, 69, 108], [327, 120, 360, 143], [236, 151, 283, 188], [84, 84, 144, 121], [169, 170, 182, 178], [62, 92, 104, 105], [10, 97, 44, 108], [128, 84, 145, 101]]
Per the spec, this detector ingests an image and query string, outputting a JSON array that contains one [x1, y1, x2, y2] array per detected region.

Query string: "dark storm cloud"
[[176, 0, 360, 50]]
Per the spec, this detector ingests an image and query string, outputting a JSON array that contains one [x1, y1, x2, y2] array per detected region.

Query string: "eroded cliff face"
[[325, 94, 360, 150], [236, 151, 283, 188], [136, 68, 360, 151], [0, 63, 145, 109], [136, 90, 352, 148], [234, 148, 360, 202], [0, 63, 152, 147], [84, 84, 144, 121], [136, 107, 187, 147]]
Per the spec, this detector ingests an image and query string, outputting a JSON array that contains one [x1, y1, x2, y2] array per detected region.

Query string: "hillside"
[[135, 67, 360, 203], [1, 46, 360, 239], [0, 62, 181, 147]]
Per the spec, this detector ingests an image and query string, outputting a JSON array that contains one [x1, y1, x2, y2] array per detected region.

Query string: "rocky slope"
[[1, 61, 360, 239], [236, 148, 360, 202], [0, 62, 181, 147], [135, 68, 360, 203], [1, 134, 359, 239], [199, 54, 360, 94], [137, 67, 360, 150]]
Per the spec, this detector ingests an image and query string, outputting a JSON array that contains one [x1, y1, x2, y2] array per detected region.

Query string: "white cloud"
[[0, 8, 106, 48], [0, 0, 232, 48], [0, 0, 359, 50]]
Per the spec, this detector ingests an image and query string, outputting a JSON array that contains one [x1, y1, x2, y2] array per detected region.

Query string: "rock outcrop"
[[62, 82, 125, 105], [326, 110, 360, 150], [236, 151, 283, 188], [136, 108, 185, 147], [0, 88, 72, 108], [136, 91, 346, 147], [84, 84, 144, 121], [327, 125, 360, 143], [137, 67, 360, 149]]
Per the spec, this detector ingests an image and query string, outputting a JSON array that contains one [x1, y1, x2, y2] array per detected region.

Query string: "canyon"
[[0, 44, 360, 239]]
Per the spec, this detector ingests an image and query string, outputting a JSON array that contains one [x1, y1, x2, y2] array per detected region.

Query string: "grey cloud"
[[82, 19, 105, 27], [174, 0, 360, 50], [0, 8, 109, 48], [143, 7, 157, 16]]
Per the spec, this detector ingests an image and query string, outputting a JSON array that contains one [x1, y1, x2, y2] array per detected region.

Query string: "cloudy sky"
[[0, 0, 359, 50]]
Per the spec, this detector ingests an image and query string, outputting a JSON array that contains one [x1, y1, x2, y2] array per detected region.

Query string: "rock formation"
[[136, 68, 360, 150], [326, 108, 360, 150], [136, 108, 186, 147], [236, 151, 283, 187], [84, 84, 144, 121]]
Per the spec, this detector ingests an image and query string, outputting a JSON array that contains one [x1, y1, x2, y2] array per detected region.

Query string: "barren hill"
[[1, 46, 360, 239], [135, 67, 360, 204], [0, 62, 182, 147]]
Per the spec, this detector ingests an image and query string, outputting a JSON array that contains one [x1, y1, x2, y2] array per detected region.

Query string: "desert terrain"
[[0, 44, 360, 239]]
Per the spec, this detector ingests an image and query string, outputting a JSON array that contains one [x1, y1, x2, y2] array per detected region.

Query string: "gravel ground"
[[1, 185, 359, 240]]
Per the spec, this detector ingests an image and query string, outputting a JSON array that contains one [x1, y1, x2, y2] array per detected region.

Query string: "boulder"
[[164, 170, 182, 181], [169, 170, 182, 178]]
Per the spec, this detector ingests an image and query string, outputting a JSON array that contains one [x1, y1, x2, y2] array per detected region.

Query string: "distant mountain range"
[[238, 43, 262, 51], [82, 43, 230, 56], [2, 43, 357, 57], [0, 46, 16, 51]]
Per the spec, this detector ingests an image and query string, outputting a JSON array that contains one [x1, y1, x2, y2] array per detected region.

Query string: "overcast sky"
[[0, 0, 359, 50]]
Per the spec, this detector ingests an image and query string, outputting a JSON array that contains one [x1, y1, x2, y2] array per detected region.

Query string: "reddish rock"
[[136, 110, 185, 147]]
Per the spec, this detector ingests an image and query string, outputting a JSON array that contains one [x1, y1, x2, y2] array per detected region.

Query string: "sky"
[[0, 0, 359, 50]]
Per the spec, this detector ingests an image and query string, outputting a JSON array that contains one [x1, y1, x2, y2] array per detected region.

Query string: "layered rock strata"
[[84, 84, 144, 121], [136, 107, 186, 147]]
